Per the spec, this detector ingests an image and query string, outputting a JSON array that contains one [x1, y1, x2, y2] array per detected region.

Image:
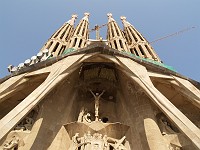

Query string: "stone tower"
[[67, 12, 90, 50], [40, 14, 77, 57], [107, 13, 129, 52], [0, 13, 200, 150], [121, 16, 161, 62]]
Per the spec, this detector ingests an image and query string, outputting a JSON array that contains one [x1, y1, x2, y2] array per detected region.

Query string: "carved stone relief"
[[77, 107, 92, 123], [69, 132, 127, 150], [3, 135, 20, 150], [156, 113, 178, 135], [14, 106, 39, 131]]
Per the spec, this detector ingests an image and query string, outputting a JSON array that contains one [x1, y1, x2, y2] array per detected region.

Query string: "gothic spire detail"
[[107, 13, 115, 22], [40, 14, 77, 57], [82, 12, 90, 22], [121, 16, 161, 62], [66, 14, 78, 26], [106, 13, 129, 52], [67, 13, 90, 50]]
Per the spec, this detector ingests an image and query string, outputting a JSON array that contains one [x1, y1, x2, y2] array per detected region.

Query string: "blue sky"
[[0, 0, 200, 81]]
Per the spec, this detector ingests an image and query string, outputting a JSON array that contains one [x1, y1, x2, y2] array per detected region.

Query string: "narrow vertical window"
[[77, 22, 83, 35], [134, 48, 139, 56], [114, 23, 120, 36], [60, 26, 69, 39], [82, 21, 86, 36], [47, 41, 53, 49], [58, 45, 66, 55], [130, 28, 138, 42], [53, 25, 65, 38], [114, 40, 117, 49], [119, 40, 124, 49], [73, 38, 77, 47], [138, 45, 145, 56], [53, 42, 59, 52], [111, 24, 115, 38], [78, 39, 83, 48]]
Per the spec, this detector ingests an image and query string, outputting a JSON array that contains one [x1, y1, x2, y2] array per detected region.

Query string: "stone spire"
[[67, 12, 90, 50], [40, 14, 78, 57], [106, 13, 129, 52], [121, 16, 161, 62]]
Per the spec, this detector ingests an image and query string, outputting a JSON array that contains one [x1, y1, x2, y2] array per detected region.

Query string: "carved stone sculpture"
[[83, 113, 92, 123], [3, 136, 19, 150], [24, 117, 34, 131], [69, 133, 80, 150], [14, 116, 34, 131], [14, 109, 36, 131], [69, 132, 127, 150], [158, 115, 176, 135], [77, 107, 92, 123], [90, 90, 105, 121], [78, 107, 85, 122]]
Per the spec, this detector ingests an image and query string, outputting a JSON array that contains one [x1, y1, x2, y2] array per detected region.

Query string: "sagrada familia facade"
[[0, 13, 200, 150]]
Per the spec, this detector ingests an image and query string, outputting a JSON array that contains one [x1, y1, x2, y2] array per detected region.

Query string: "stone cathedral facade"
[[0, 13, 200, 150]]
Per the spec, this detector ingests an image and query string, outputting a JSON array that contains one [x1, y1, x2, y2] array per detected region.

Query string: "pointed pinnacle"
[[82, 12, 90, 22], [120, 16, 131, 28], [67, 14, 78, 26], [107, 13, 115, 22]]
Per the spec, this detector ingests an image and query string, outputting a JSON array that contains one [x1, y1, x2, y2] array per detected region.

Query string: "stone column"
[[144, 118, 168, 150]]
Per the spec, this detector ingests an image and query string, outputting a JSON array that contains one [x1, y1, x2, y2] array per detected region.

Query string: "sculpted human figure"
[[14, 122, 25, 131], [90, 90, 105, 121], [3, 136, 19, 150], [69, 133, 80, 150], [159, 116, 176, 135], [103, 135, 109, 150], [108, 136, 126, 150], [14, 115, 34, 131], [24, 117, 34, 130], [84, 131, 92, 150], [83, 113, 92, 123], [78, 107, 85, 122]]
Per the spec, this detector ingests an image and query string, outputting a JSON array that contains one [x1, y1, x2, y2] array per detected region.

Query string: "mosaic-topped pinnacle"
[[82, 12, 90, 22], [66, 14, 78, 26], [120, 16, 131, 28], [107, 13, 115, 22]]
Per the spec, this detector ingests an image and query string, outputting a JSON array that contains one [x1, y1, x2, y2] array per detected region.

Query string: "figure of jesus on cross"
[[90, 90, 105, 121]]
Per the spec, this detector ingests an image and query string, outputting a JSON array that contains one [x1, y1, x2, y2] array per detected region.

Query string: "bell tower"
[[40, 14, 77, 57], [68, 12, 90, 50], [106, 13, 129, 52], [121, 16, 161, 61]]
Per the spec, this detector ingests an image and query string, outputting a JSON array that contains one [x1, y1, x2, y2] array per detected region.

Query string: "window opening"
[[138, 45, 145, 56], [134, 48, 139, 56], [52, 42, 59, 52]]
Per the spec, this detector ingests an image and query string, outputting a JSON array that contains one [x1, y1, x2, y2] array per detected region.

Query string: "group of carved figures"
[[3, 136, 20, 150], [78, 107, 92, 123], [14, 116, 34, 131], [69, 132, 127, 150], [14, 109, 37, 131], [78, 90, 105, 123], [2, 109, 38, 149]]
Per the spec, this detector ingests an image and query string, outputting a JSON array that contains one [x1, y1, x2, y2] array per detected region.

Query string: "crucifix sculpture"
[[90, 90, 105, 121]]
